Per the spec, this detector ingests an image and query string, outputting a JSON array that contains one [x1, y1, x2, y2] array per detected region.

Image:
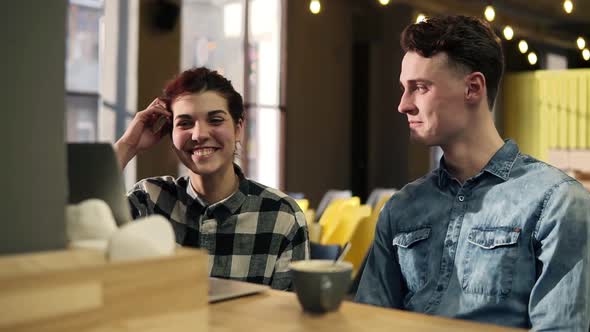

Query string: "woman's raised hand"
[[114, 98, 172, 169]]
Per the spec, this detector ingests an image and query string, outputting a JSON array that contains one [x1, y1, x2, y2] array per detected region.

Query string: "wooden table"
[[0, 248, 525, 332], [89, 289, 525, 331], [206, 289, 525, 332]]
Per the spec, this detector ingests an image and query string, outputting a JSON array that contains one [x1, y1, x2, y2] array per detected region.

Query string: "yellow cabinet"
[[502, 69, 590, 161]]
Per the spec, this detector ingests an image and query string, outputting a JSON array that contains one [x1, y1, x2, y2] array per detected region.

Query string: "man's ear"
[[465, 72, 486, 105]]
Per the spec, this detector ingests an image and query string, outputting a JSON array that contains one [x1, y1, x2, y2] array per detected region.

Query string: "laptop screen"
[[66, 143, 131, 226]]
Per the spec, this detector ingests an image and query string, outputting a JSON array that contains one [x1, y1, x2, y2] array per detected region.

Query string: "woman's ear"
[[235, 118, 245, 142]]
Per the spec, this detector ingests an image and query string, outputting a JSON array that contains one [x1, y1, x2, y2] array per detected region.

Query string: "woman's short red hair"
[[160, 67, 244, 123]]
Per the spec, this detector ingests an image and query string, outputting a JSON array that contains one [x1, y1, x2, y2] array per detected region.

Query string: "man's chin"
[[409, 132, 427, 143], [409, 133, 438, 147]]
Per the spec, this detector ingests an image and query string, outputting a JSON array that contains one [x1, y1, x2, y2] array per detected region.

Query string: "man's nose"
[[398, 91, 416, 115]]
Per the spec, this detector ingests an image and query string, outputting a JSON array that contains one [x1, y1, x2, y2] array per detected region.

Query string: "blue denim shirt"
[[355, 140, 590, 331]]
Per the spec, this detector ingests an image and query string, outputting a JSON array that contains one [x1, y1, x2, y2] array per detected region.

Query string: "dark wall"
[[137, 0, 181, 180], [285, 0, 354, 206], [1, 1, 68, 253], [364, 4, 430, 192], [285, 0, 430, 207]]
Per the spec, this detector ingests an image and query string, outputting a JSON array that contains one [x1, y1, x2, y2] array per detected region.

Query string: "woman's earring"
[[234, 141, 242, 156]]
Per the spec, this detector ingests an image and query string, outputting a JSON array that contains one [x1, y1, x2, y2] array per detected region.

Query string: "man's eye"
[[416, 85, 428, 92], [176, 121, 192, 127], [209, 117, 224, 124]]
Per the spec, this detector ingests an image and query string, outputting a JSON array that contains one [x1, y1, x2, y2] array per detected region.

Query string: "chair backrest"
[[305, 209, 320, 242], [318, 197, 360, 228], [309, 242, 341, 260], [348, 248, 370, 295], [295, 199, 309, 213], [344, 195, 392, 276], [321, 204, 371, 247], [317, 198, 358, 244], [315, 190, 352, 220], [366, 188, 397, 208]]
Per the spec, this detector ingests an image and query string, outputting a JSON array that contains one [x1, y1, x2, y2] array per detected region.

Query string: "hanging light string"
[[309, 0, 584, 65], [309, 0, 321, 15], [563, 0, 574, 14]]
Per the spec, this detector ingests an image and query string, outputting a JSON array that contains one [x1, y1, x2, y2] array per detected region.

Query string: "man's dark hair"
[[401, 15, 504, 109]]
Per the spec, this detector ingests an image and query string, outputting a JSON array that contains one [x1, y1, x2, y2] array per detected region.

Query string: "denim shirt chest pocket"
[[392, 227, 431, 293], [461, 226, 521, 297]]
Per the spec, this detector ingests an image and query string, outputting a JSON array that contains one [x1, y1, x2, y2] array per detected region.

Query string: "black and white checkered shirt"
[[127, 166, 309, 290]]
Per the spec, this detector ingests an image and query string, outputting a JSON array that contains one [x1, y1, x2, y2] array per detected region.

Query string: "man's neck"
[[441, 117, 504, 184], [189, 164, 239, 204]]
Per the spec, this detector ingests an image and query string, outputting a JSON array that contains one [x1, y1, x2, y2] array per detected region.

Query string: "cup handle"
[[319, 275, 333, 310]]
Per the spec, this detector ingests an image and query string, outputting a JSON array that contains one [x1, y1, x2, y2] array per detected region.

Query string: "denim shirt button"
[[445, 240, 453, 247], [458, 195, 465, 202], [436, 285, 444, 292]]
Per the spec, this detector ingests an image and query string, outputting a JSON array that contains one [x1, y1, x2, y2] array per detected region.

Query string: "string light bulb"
[[309, 0, 321, 14], [583, 49, 590, 61], [518, 40, 528, 54], [378, 0, 390, 5], [528, 52, 538, 65], [577, 37, 586, 50], [563, 0, 573, 14], [416, 14, 427, 23], [503, 26, 514, 40], [484, 5, 496, 22]]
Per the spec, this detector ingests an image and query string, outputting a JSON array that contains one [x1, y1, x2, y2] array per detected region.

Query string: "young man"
[[355, 15, 590, 330]]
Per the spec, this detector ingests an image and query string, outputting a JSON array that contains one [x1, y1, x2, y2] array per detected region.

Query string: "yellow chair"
[[304, 208, 316, 226], [321, 204, 371, 247], [315, 190, 352, 219], [318, 196, 360, 227], [344, 195, 392, 276], [317, 197, 360, 240], [295, 199, 309, 213], [305, 209, 321, 242]]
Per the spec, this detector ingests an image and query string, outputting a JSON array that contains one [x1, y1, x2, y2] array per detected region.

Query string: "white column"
[[99, 0, 139, 188]]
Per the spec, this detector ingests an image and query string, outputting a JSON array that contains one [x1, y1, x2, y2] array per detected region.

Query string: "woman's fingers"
[[147, 98, 159, 107], [152, 115, 170, 134], [136, 99, 171, 122]]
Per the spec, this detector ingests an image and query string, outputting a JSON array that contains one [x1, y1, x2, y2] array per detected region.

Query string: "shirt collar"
[[186, 164, 248, 222], [437, 139, 520, 188], [437, 159, 453, 188]]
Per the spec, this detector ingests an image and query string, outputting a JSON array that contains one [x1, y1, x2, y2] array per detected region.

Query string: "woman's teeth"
[[193, 148, 216, 156]]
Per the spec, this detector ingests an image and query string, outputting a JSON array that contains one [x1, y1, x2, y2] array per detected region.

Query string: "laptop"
[[209, 277, 269, 303], [66, 143, 132, 226]]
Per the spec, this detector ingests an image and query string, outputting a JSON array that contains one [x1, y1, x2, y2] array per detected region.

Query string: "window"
[[181, 0, 285, 188], [65, 0, 103, 142]]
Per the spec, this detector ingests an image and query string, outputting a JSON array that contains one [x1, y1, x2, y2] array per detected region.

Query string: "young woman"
[[114, 67, 309, 290]]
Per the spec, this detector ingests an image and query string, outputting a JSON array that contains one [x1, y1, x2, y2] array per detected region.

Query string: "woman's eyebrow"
[[174, 114, 192, 120], [208, 110, 227, 116], [174, 110, 228, 120]]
